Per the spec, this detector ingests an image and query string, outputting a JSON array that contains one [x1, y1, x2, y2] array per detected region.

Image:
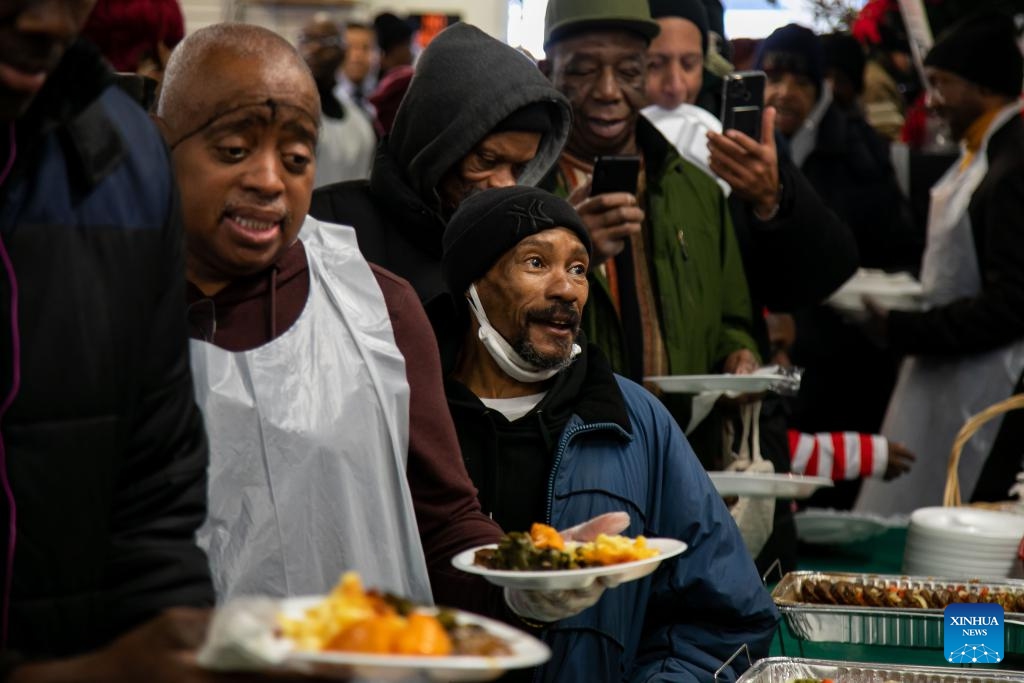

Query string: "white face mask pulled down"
[[466, 284, 581, 384]]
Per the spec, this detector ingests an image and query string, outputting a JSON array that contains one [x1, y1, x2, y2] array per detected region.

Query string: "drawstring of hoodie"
[[535, 410, 555, 454], [483, 410, 501, 519]]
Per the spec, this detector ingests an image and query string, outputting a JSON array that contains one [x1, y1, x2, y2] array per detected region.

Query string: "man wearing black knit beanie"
[[440, 185, 778, 682], [856, 11, 1024, 514]]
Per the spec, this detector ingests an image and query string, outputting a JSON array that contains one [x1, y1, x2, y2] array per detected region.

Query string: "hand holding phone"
[[720, 70, 766, 141], [565, 157, 645, 266], [590, 155, 641, 196]]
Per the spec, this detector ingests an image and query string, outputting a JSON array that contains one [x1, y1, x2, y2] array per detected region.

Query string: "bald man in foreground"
[[155, 23, 624, 623], [155, 22, 505, 609]]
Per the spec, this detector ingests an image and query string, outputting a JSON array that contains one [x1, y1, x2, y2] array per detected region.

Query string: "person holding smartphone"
[[540, 0, 759, 398]]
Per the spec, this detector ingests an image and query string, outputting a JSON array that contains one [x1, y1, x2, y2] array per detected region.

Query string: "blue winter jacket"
[[539, 376, 779, 682]]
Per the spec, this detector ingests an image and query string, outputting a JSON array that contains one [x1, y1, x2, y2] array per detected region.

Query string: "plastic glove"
[[503, 512, 630, 624]]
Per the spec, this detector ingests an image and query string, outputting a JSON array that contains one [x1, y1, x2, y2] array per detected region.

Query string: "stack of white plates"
[[903, 506, 1024, 579]]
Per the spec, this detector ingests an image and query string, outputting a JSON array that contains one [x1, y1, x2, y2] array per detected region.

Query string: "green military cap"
[[544, 0, 661, 50]]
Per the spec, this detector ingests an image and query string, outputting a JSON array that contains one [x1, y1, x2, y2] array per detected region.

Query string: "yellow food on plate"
[[474, 523, 659, 570], [278, 572, 511, 657], [279, 572, 452, 656], [576, 532, 659, 565]]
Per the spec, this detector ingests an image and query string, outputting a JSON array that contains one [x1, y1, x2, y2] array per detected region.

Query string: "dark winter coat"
[[0, 42, 212, 663]]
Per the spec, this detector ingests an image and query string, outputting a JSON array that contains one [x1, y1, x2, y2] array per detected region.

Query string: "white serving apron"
[[192, 216, 432, 603], [856, 104, 1024, 515]]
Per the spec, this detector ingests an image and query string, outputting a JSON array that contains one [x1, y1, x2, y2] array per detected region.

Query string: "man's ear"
[[538, 58, 552, 79], [150, 113, 173, 145]]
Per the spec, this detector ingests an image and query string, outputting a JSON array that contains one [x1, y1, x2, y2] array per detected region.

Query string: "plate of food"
[[645, 373, 799, 395], [708, 472, 832, 499], [451, 523, 687, 591], [199, 572, 550, 681]]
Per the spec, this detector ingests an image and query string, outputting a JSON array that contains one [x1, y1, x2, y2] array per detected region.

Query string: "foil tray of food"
[[735, 657, 1023, 683], [770, 571, 1024, 649]]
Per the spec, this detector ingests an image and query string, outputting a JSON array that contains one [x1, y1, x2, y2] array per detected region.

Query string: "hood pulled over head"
[[387, 23, 571, 207]]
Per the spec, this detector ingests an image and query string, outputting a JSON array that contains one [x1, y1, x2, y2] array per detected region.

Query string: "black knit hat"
[[924, 12, 1023, 98], [756, 23, 825, 93], [442, 187, 592, 296], [491, 101, 557, 135], [648, 0, 709, 55]]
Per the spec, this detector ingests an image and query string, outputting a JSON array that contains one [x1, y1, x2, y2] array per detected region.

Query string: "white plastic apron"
[[856, 105, 1024, 515], [192, 217, 431, 603]]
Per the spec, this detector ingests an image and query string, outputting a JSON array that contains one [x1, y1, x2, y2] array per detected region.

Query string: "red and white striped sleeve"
[[788, 430, 888, 480]]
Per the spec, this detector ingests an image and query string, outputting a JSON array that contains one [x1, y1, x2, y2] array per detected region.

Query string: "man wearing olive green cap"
[[539, 0, 760, 463]]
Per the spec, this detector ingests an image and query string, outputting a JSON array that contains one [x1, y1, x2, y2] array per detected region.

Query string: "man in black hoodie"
[[309, 22, 571, 361]]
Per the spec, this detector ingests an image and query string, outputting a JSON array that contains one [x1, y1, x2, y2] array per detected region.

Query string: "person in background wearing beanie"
[[857, 12, 1024, 514], [311, 22, 571, 366], [441, 185, 778, 683], [297, 15, 375, 186], [539, 0, 759, 457], [752, 25, 919, 512], [641, 0, 867, 574], [643, 1, 858, 341], [645, 0, 709, 115]]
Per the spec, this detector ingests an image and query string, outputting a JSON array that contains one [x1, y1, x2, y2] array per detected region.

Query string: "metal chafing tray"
[[771, 571, 1024, 649], [735, 657, 1024, 683]]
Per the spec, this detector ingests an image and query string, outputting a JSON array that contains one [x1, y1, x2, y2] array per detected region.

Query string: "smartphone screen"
[[591, 155, 641, 196], [720, 70, 766, 140]]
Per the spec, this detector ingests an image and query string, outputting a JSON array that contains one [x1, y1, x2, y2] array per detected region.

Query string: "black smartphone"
[[720, 70, 766, 141], [590, 155, 641, 196]]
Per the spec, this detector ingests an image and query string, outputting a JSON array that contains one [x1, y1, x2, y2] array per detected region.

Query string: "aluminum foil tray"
[[771, 571, 1024, 649], [736, 657, 1024, 683]]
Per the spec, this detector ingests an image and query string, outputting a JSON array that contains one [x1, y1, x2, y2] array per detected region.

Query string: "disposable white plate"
[[907, 519, 1024, 548], [827, 269, 924, 316], [278, 598, 551, 681], [794, 509, 894, 544], [905, 534, 1017, 559], [910, 507, 1024, 541], [903, 558, 1012, 580], [450, 538, 687, 591], [708, 472, 832, 499], [645, 373, 797, 394]]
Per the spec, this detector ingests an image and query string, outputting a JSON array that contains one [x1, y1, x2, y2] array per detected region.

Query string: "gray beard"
[[510, 334, 578, 372]]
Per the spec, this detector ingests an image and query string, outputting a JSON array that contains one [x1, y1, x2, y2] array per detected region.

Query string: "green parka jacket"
[[547, 118, 757, 379]]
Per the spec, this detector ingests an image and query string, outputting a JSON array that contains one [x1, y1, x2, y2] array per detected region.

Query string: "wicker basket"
[[943, 393, 1024, 507]]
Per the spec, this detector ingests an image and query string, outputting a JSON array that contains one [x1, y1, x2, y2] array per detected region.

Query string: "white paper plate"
[[910, 506, 1024, 541], [903, 557, 1013, 580], [450, 538, 687, 591], [278, 598, 551, 681], [904, 538, 1017, 561], [827, 268, 924, 316], [795, 509, 895, 545], [708, 472, 832, 499], [645, 373, 797, 394]]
